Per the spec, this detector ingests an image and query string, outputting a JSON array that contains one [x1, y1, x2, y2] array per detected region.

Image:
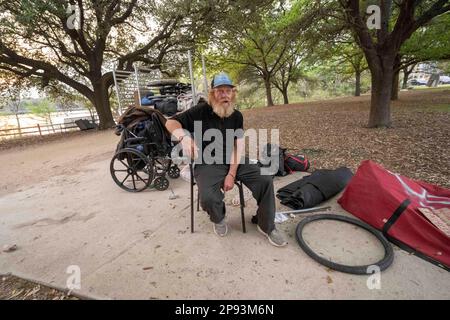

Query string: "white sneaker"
[[257, 225, 288, 247], [213, 219, 228, 237]]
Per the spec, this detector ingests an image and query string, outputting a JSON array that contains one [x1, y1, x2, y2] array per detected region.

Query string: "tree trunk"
[[15, 113, 22, 137], [355, 70, 361, 96], [282, 86, 289, 105], [368, 61, 394, 128], [391, 68, 399, 100], [92, 81, 115, 129], [391, 54, 401, 101], [47, 113, 55, 133], [263, 78, 274, 107], [402, 68, 410, 89]]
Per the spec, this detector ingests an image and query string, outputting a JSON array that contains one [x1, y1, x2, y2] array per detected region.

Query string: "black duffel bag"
[[155, 97, 178, 117]]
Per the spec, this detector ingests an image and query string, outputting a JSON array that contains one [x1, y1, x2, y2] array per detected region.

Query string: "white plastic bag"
[[180, 165, 192, 183]]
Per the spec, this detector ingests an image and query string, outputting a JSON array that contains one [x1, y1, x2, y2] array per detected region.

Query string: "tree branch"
[[0, 41, 93, 99]]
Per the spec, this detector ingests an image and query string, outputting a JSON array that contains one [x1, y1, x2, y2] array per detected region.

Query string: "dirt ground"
[[0, 89, 449, 299]]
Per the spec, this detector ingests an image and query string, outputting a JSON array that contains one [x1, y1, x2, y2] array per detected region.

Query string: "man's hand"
[[181, 136, 198, 160], [223, 174, 235, 192]]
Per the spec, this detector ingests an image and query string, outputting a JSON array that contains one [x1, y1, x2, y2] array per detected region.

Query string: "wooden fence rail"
[[0, 120, 99, 140]]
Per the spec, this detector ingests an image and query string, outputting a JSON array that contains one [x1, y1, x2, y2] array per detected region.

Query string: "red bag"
[[338, 160, 450, 271], [284, 154, 310, 173]]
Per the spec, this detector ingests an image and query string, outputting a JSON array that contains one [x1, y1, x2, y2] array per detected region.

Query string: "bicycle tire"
[[295, 214, 394, 275]]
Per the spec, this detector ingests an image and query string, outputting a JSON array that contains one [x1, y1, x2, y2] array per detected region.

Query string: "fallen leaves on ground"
[[0, 275, 79, 300], [243, 90, 450, 189]]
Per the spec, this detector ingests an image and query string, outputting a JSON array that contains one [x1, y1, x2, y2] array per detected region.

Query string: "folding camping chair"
[[189, 163, 246, 233]]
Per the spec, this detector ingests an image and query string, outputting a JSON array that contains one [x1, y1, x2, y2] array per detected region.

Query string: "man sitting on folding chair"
[[165, 73, 287, 247]]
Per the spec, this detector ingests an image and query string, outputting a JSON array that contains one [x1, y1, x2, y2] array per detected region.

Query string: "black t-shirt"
[[171, 102, 244, 164]]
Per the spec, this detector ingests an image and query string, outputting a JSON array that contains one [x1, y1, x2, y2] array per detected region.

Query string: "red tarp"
[[338, 160, 450, 270]]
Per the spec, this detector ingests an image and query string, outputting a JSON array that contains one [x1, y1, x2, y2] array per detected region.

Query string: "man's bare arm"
[[165, 119, 197, 159], [165, 119, 185, 140], [228, 138, 245, 178]]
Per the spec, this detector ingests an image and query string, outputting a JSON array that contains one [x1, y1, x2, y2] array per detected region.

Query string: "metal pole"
[[276, 206, 331, 216], [201, 55, 208, 95], [112, 64, 123, 114], [188, 50, 197, 105], [190, 163, 195, 233], [133, 63, 142, 107]]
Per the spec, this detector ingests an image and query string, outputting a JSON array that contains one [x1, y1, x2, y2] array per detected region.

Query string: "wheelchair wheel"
[[110, 148, 153, 192], [168, 165, 180, 179], [153, 176, 169, 191]]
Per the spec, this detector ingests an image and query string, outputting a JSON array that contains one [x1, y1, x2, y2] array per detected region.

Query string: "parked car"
[[408, 79, 428, 86], [439, 75, 450, 85]]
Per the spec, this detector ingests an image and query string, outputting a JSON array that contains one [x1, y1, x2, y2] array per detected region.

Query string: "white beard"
[[212, 102, 235, 118]]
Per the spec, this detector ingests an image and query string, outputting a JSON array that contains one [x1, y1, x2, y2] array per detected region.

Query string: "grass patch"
[[419, 104, 450, 113], [410, 85, 450, 91]]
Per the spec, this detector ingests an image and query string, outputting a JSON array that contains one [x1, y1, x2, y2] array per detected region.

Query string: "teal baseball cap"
[[211, 72, 235, 88]]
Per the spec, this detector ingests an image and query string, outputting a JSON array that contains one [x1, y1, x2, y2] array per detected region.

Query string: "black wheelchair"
[[110, 106, 180, 192]]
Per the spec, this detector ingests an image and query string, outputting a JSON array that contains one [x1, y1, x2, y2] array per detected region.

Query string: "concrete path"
[[0, 132, 449, 299]]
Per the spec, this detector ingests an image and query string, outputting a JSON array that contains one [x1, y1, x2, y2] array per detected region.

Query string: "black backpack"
[[284, 153, 310, 173], [258, 143, 288, 177]]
